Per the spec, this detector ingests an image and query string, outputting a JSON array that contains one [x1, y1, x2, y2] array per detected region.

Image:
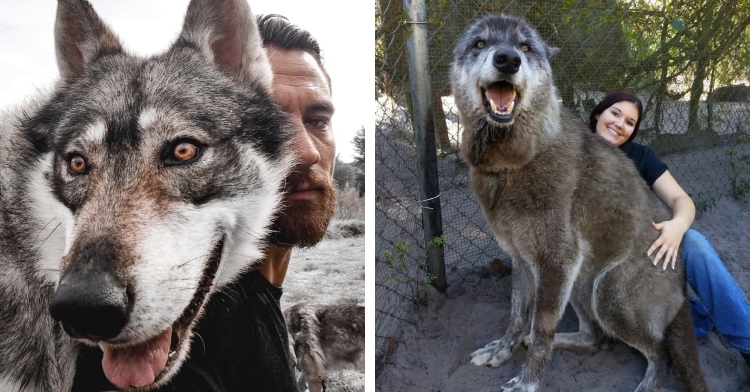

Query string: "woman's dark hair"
[[588, 90, 644, 145]]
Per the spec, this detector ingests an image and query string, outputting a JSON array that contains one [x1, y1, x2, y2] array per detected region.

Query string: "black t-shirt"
[[620, 142, 669, 187], [72, 269, 298, 392]]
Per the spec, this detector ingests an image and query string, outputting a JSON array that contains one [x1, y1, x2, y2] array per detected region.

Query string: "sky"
[[0, 0, 373, 162]]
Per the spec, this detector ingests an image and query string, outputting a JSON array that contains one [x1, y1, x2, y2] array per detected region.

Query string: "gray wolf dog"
[[284, 302, 365, 392], [0, 0, 293, 390], [451, 14, 708, 392]]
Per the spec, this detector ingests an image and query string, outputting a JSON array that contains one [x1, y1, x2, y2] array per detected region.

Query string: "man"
[[72, 14, 337, 392]]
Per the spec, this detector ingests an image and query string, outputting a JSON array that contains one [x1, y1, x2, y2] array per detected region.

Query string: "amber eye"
[[67, 154, 89, 175], [476, 40, 485, 49], [521, 44, 530, 52], [163, 139, 204, 166], [174, 142, 198, 162]]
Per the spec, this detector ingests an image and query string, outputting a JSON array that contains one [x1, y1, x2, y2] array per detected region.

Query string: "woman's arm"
[[648, 170, 696, 270]]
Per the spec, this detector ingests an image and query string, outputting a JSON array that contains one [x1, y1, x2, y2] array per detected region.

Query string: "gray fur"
[[0, 0, 293, 390], [452, 14, 708, 392], [284, 302, 365, 392], [0, 102, 77, 392]]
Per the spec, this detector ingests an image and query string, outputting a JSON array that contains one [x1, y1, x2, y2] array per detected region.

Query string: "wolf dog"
[[0, 0, 294, 390], [451, 14, 708, 392], [284, 302, 365, 392]]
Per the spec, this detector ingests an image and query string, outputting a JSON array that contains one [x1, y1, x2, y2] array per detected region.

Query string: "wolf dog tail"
[[665, 301, 709, 392]]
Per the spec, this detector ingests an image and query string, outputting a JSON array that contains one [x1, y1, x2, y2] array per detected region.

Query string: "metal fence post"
[[403, 0, 447, 292]]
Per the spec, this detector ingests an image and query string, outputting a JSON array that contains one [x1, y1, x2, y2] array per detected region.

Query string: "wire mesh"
[[375, 0, 750, 375]]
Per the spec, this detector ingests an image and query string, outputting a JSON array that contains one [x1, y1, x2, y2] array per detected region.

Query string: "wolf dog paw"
[[470, 339, 514, 367], [502, 375, 539, 392]]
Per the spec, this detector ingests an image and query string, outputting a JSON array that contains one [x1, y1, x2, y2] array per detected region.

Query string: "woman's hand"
[[647, 219, 689, 270], [649, 170, 695, 271]]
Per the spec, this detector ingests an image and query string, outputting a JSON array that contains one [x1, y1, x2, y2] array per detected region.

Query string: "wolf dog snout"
[[493, 49, 521, 74], [50, 238, 130, 341]]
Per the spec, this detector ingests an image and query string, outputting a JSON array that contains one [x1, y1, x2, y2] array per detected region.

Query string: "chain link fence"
[[375, 0, 750, 374]]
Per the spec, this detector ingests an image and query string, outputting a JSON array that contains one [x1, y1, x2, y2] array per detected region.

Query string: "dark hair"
[[588, 90, 644, 145], [256, 14, 330, 86]]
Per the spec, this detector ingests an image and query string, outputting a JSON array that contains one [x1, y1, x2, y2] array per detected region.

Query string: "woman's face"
[[595, 100, 639, 147]]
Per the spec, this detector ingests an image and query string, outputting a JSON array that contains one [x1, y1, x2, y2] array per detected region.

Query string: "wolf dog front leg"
[[504, 238, 581, 392], [470, 254, 534, 368]]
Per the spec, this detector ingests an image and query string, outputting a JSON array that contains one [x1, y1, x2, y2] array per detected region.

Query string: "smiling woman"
[[589, 90, 644, 147], [589, 90, 750, 369]]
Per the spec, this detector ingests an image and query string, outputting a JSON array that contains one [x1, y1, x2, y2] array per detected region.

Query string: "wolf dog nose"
[[49, 239, 130, 341], [493, 49, 521, 74]]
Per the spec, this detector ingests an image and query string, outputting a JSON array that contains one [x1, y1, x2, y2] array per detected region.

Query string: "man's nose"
[[293, 125, 320, 167]]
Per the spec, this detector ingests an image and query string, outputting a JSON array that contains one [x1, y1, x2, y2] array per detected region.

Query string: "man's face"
[[267, 47, 336, 247]]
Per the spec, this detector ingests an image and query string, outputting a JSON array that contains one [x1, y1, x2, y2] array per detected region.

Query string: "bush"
[[326, 219, 365, 239], [336, 187, 364, 220]]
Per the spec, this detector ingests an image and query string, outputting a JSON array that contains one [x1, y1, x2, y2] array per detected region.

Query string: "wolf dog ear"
[[55, 0, 123, 80], [546, 46, 560, 60], [178, 0, 273, 90]]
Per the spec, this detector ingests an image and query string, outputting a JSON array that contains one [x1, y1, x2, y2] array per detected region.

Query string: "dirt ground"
[[280, 219, 366, 392], [376, 197, 750, 391]]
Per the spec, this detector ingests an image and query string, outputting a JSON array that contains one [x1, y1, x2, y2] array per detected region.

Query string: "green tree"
[[619, 0, 750, 138]]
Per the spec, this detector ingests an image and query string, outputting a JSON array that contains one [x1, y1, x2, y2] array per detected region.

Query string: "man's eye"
[[306, 119, 329, 129]]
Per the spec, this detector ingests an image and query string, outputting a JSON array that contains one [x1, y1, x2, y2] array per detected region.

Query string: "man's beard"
[[269, 167, 337, 248]]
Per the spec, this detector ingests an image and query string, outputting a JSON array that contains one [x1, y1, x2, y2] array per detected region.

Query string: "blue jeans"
[[683, 229, 750, 354]]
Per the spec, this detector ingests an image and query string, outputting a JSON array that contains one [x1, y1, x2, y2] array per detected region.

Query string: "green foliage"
[[726, 134, 750, 200], [377, 235, 445, 310], [671, 19, 685, 32], [428, 235, 445, 247]]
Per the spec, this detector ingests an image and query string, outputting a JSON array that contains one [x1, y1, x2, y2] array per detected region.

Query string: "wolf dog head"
[[451, 14, 561, 170], [25, 0, 294, 389]]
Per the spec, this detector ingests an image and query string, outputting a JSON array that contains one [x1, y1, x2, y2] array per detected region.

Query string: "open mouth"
[[99, 236, 226, 389], [482, 81, 519, 122]]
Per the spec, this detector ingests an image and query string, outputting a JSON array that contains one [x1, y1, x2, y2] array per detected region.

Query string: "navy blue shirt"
[[620, 142, 668, 188]]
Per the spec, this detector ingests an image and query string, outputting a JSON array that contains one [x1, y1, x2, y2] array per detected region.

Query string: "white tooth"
[[508, 100, 515, 113], [490, 99, 497, 113]]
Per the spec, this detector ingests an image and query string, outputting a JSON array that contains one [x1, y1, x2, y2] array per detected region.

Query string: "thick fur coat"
[[452, 14, 707, 392], [0, 0, 293, 390]]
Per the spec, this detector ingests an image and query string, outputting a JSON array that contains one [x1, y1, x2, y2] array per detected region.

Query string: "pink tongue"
[[486, 83, 515, 110], [101, 326, 172, 389]]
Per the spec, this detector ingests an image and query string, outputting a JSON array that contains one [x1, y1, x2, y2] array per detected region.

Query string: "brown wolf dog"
[[284, 302, 365, 392], [451, 14, 708, 392]]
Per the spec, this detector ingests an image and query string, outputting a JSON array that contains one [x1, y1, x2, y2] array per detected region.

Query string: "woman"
[[589, 91, 750, 365]]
